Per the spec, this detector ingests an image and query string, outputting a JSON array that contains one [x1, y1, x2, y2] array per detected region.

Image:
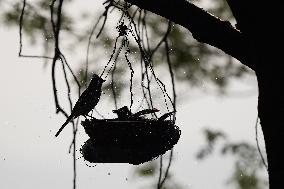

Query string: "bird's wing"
[[70, 89, 92, 117], [73, 89, 102, 118]]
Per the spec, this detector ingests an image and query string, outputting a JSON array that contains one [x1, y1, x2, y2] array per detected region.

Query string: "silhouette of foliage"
[[197, 129, 268, 189]]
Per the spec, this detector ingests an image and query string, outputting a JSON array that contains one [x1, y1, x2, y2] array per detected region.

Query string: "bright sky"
[[0, 1, 268, 189]]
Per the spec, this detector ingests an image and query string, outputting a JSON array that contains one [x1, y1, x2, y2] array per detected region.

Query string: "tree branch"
[[226, 1, 256, 34], [124, 0, 255, 70]]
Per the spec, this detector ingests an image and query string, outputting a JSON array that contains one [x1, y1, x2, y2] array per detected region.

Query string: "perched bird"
[[112, 106, 159, 120], [112, 106, 133, 120], [55, 74, 105, 137]]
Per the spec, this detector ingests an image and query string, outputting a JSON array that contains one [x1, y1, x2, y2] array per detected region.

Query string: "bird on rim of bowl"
[[113, 106, 159, 120]]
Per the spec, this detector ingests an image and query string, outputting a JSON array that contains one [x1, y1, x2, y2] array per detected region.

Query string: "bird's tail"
[[55, 116, 73, 137]]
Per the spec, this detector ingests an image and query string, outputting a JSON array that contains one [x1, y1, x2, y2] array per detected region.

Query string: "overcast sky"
[[0, 1, 268, 189]]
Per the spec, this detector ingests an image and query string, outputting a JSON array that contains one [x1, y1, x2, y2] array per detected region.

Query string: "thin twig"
[[60, 53, 81, 95], [255, 114, 268, 171], [128, 14, 174, 112], [137, 57, 151, 111], [157, 155, 163, 189], [50, 1, 77, 189], [94, 107, 106, 119], [100, 36, 120, 78], [165, 39, 177, 120], [86, 15, 104, 83], [72, 121, 77, 189], [19, 0, 53, 59], [159, 149, 174, 188], [142, 10, 150, 52], [60, 56, 73, 115], [149, 21, 172, 60], [96, 1, 114, 38]]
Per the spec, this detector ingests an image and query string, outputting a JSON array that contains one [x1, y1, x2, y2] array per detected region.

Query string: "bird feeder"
[[78, 21, 181, 165], [80, 110, 181, 165]]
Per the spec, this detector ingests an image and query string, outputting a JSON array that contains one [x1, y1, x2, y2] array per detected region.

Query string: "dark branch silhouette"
[[19, 0, 53, 59], [124, 0, 255, 70]]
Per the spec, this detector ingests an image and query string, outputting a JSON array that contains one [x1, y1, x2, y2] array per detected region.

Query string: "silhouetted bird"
[[55, 74, 105, 137], [113, 106, 159, 120], [112, 106, 133, 120]]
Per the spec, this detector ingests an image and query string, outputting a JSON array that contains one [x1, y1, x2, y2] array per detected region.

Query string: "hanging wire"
[[111, 43, 124, 109], [124, 42, 134, 110], [110, 5, 176, 189], [100, 36, 120, 78], [104, 12, 177, 189], [128, 16, 174, 110], [101, 16, 136, 110], [85, 0, 118, 85]]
